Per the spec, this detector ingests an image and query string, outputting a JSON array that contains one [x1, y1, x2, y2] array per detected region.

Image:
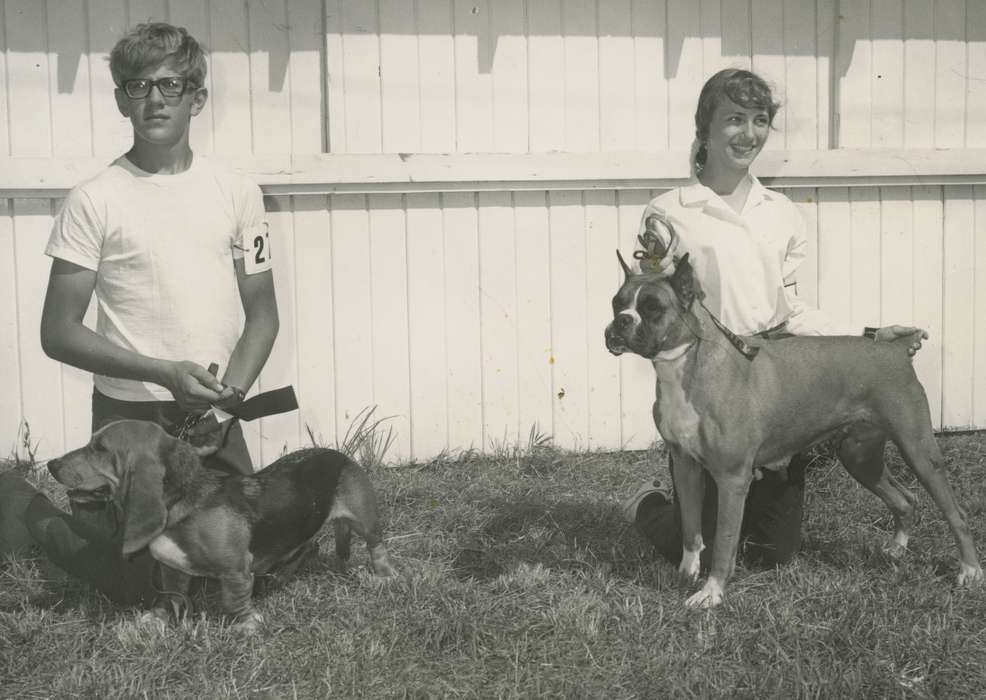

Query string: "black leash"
[[175, 363, 299, 441]]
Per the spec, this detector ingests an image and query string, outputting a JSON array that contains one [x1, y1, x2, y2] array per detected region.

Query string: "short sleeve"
[[45, 187, 103, 271], [234, 179, 272, 274]]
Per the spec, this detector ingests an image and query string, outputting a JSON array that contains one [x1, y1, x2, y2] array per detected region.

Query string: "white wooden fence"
[[1, 1, 985, 463]]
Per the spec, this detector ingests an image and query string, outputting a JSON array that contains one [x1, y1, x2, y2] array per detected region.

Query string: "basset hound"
[[47, 419, 396, 632]]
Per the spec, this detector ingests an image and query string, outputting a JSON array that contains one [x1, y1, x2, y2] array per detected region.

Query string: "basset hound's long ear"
[[118, 444, 169, 556]]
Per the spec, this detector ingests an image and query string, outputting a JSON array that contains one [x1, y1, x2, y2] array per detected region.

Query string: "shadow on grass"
[[452, 494, 653, 582]]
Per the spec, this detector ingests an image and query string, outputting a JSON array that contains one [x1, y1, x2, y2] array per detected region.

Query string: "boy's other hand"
[[162, 360, 225, 411]]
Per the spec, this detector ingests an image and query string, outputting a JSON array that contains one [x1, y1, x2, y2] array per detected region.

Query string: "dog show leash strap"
[[222, 385, 299, 422], [699, 301, 761, 361]]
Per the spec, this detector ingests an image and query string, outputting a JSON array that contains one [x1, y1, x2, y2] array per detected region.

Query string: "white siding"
[[1, 0, 985, 461]]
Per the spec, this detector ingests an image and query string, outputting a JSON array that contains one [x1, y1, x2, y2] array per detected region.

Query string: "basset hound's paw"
[[138, 609, 169, 633]]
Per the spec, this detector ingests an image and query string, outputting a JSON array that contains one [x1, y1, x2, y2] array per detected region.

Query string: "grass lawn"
[[1, 431, 985, 699]]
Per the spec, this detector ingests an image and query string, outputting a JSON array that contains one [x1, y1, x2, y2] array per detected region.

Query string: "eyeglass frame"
[[118, 76, 200, 100]]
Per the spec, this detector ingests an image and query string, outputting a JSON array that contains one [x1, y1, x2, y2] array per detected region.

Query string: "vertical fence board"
[[127, 0, 165, 25], [837, 0, 871, 147], [330, 195, 375, 440], [720, 0, 751, 69], [379, 0, 421, 152], [783, 0, 819, 150], [490, 0, 528, 153], [870, 0, 904, 147], [816, 188, 853, 329], [699, 0, 723, 76], [902, 0, 935, 147], [878, 187, 915, 326], [752, 0, 785, 152], [209, 0, 252, 155], [368, 194, 412, 461], [406, 193, 449, 459], [248, 0, 292, 154], [48, 0, 92, 157], [598, 0, 635, 152], [0, 2, 9, 156], [453, 0, 494, 152], [0, 200, 21, 456], [667, 0, 703, 151], [911, 185, 943, 429], [941, 186, 975, 428], [787, 188, 819, 309], [13, 200, 63, 457], [287, 0, 325, 154], [562, 0, 599, 151], [815, 0, 835, 148], [584, 190, 621, 449], [513, 191, 554, 446], [849, 188, 881, 330], [478, 191, 519, 448], [548, 190, 589, 449], [324, 0, 347, 152], [6, 0, 51, 156], [443, 192, 484, 451], [974, 186, 986, 427], [967, 1, 986, 147], [528, 0, 564, 152], [416, 0, 456, 153], [89, 0, 137, 154], [632, 0, 668, 150], [339, 0, 382, 153], [292, 196, 336, 449], [933, 0, 966, 148]]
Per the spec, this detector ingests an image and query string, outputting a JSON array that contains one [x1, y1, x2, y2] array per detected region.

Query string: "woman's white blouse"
[[637, 176, 854, 337]]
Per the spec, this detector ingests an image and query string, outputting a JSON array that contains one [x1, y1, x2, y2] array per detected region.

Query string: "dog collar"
[[652, 340, 696, 362]]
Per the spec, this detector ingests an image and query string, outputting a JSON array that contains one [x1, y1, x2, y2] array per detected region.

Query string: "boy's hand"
[[161, 360, 225, 411]]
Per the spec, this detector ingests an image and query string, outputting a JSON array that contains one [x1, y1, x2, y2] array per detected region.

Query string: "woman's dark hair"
[[693, 69, 780, 172]]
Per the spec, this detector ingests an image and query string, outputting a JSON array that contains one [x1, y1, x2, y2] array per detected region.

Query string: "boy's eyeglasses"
[[121, 76, 195, 99]]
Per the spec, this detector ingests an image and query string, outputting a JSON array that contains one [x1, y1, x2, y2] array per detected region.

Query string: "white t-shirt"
[[637, 176, 851, 337], [46, 155, 271, 401]]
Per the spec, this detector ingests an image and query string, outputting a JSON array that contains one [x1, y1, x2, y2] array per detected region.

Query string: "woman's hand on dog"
[[874, 325, 929, 356]]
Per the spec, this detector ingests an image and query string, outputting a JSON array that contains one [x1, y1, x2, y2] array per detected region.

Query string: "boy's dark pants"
[[0, 391, 252, 607], [636, 454, 809, 569]]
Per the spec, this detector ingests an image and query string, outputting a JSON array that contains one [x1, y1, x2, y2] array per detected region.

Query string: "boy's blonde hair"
[[109, 22, 207, 87]]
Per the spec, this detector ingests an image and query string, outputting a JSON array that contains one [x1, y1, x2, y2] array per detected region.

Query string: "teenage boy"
[[0, 22, 278, 606]]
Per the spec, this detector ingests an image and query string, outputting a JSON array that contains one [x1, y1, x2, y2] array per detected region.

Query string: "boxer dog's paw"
[[231, 610, 264, 635], [677, 549, 702, 587], [956, 563, 984, 587], [685, 580, 723, 609]]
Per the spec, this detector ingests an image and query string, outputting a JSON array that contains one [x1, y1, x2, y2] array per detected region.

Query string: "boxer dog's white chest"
[[652, 349, 703, 458]]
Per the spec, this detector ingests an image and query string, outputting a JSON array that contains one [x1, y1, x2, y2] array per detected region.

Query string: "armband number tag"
[[243, 222, 273, 275]]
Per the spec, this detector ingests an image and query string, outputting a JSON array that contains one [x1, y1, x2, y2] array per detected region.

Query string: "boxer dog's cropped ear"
[[616, 249, 633, 280], [670, 253, 702, 309]]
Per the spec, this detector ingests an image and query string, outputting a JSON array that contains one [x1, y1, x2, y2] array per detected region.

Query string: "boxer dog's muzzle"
[[604, 249, 701, 360]]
